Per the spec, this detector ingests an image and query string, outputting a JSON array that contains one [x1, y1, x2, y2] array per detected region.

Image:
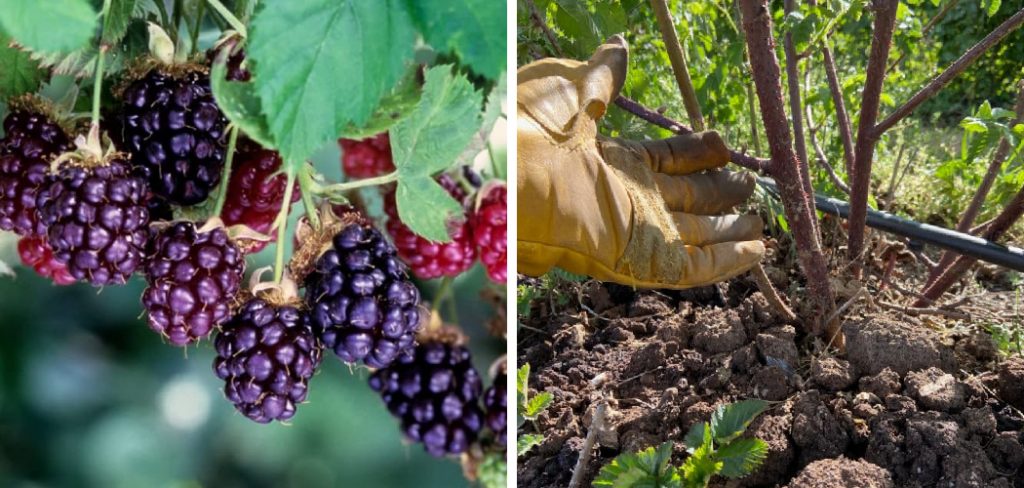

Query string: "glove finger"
[[670, 240, 766, 288], [672, 213, 763, 246], [654, 170, 756, 214], [642, 131, 730, 175]]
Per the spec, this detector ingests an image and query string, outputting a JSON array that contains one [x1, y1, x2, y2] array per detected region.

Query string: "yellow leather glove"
[[517, 36, 765, 289]]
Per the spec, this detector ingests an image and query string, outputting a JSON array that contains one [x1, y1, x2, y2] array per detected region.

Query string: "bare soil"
[[517, 239, 1024, 487]]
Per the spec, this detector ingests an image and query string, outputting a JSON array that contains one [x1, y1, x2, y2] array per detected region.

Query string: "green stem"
[[153, 0, 170, 29], [172, 0, 182, 45], [206, 0, 248, 37], [189, 1, 206, 56], [318, 171, 399, 194], [274, 170, 297, 283], [431, 276, 454, 314], [212, 125, 239, 217], [90, 47, 107, 130], [297, 165, 321, 230]]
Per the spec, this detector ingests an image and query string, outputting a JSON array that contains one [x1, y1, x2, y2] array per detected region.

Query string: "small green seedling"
[[517, 363, 554, 456], [594, 399, 769, 488]]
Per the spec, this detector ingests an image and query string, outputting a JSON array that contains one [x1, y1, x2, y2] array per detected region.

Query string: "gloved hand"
[[517, 36, 765, 289]]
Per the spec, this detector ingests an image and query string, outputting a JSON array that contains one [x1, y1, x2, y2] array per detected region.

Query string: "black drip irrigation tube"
[[756, 177, 1024, 272]]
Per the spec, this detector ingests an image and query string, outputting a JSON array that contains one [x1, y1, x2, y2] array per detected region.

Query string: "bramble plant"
[[0, 0, 507, 482], [594, 399, 770, 488], [517, 363, 554, 456]]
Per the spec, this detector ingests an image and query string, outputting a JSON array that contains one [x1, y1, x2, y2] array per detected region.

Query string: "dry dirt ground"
[[517, 232, 1024, 487]]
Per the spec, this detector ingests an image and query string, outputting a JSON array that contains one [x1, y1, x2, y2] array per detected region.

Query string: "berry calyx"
[[213, 295, 322, 423], [0, 102, 73, 237], [143, 220, 245, 346], [17, 236, 76, 286], [119, 63, 229, 205], [472, 183, 507, 284], [36, 148, 150, 286], [221, 144, 299, 253], [368, 333, 484, 457], [302, 212, 422, 369], [339, 133, 394, 179], [383, 174, 476, 280]]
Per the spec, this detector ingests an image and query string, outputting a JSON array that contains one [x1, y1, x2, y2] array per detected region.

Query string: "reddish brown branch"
[[613, 95, 772, 172], [783, 0, 817, 238], [528, 1, 564, 57], [927, 80, 1024, 285], [739, 0, 836, 337], [821, 45, 856, 178], [917, 186, 1024, 305], [873, 7, 1024, 137], [650, 0, 706, 130], [846, 0, 899, 271]]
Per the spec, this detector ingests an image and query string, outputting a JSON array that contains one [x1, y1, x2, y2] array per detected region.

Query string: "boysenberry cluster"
[[214, 298, 322, 423], [473, 184, 507, 284], [37, 157, 151, 286], [483, 366, 507, 448], [304, 222, 421, 368], [368, 339, 484, 457], [384, 175, 476, 279], [0, 107, 72, 237], [120, 67, 228, 205], [143, 221, 244, 345], [17, 236, 75, 285], [221, 145, 299, 253], [339, 133, 394, 178]]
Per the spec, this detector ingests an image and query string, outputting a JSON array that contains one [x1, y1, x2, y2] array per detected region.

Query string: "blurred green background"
[[0, 142, 507, 488]]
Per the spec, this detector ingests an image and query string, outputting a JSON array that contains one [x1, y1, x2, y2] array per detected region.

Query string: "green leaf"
[[683, 422, 709, 454], [594, 442, 681, 488], [0, 33, 44, 98], [710, 400, 768, 445], [0, 0, 97, 53], [406, 0, 506, 80], [338, 66, 422, 140], [715, 438, 769, 478], [523, 392, 553, 419], [102, 0, 136, 44], [391, 65, 482, 177], [986, 0, 1001, 17], [517, 364, 531, 406], [209, 61, 276, 150], [518, 434, 544, 457], [394, 176, 463, 242], [477, 453, 507, 488], [680, 442, 722, 487], [248, 0, 416, 163]]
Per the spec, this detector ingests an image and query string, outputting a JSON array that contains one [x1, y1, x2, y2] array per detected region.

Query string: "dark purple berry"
[[213, 298, 322, 423], [36, 157, 150, 285], [305, 223, 422, 368], [483, 369, 507, 448], [0, 109, 72, 236], [120, 68, 228, 205], [368, 341, 484, 457], [143, 221, 245, 345]]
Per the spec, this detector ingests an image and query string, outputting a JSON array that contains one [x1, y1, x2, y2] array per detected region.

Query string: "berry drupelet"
[[221, 145, 299, 253], [472, 183, 507, 284], [17, 236, 76, 285]]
